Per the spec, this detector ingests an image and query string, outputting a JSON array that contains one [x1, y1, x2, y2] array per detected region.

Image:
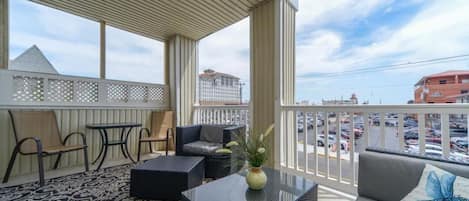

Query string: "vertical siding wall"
[[250, 0, 296, 167], [0, 108, 162, 179], [251, 0, 276, 166], [0, 0, 8, 69], [166, 35, 198, 126]]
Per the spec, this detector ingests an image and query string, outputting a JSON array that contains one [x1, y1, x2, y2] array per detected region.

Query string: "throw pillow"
[[200, 125, 227, 143], [402, 164, 469, 201]]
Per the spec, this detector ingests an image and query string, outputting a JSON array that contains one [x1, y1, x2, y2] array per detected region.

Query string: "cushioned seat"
[[183, 141, 223, 155], [42, 145, 86, 154], [139, 136, 168, 142]]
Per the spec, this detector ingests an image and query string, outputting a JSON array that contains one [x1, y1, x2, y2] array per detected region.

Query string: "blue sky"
[[200, 0, 469, 104], [9, 1, 469, 104]]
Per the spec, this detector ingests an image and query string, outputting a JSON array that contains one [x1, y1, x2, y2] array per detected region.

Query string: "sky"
[[9, 0, 469, 104], [200, 0, 469, 104], [9, 0, 164, 84]]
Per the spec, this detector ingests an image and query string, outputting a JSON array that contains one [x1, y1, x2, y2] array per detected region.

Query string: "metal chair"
[[137, 111, 174, 161], [2, 110, 89, 186]]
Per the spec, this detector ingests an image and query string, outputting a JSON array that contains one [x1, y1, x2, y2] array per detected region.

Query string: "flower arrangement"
[[216, 124, 274, 168]]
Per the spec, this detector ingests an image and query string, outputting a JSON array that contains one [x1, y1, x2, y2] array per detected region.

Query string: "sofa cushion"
[[402, 164, 469, 201], [199, 125, 228, 143], [183, 141, 223, 155], [358, 148, 469, 201]]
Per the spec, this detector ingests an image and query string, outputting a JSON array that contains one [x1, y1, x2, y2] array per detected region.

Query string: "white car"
[[316, 134, 348, 150]]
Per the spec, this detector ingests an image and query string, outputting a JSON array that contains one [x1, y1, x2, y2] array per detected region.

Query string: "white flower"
[[257, 147, 266, 154], [216, 148, 233, 154]]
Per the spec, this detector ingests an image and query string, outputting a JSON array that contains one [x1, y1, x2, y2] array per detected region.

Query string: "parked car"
[[316, 134, 348, 150]]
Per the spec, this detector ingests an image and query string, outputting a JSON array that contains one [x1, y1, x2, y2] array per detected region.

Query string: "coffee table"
[[130, 156, 204, 200], [182, 167, 318, 201]]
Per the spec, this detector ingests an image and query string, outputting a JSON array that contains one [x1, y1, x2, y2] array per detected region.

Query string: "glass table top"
[[182, 167, 317, 201]]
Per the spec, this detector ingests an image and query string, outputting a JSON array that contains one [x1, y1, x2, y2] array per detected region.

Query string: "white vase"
[[246, 167, 267, 190]]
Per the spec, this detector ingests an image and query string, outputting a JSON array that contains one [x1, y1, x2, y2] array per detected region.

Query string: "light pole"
[[239, 82, 245, 105]]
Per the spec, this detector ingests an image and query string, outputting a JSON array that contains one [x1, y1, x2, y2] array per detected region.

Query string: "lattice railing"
[[0, 69, 169, 108]]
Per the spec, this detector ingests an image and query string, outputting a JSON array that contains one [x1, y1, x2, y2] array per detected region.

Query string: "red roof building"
[[414, 70, 469, 103]]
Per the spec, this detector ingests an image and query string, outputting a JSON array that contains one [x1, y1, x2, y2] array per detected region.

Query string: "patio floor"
[[0, 151, 356, 201]]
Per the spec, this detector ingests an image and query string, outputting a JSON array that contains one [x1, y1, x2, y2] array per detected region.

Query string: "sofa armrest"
[[223, 125, 246, 145], [176, 125, 202, 155]]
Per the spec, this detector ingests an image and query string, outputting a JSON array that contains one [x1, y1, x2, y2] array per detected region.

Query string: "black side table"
[[86, 122, 141, 170]]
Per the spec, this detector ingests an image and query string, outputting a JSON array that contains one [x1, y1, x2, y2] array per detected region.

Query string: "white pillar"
[[165, 35, 198, 126], [250, 0, 296, 168], [0, 0, 8, 69]]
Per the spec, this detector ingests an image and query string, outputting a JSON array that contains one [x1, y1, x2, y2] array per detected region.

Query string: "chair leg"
[[53, 153, 62, 169], [83, 147, 89, 172], [148, 142, 153, 153], [37, 153, 45, 186], [137, 141, 142, 162], [165, 139, 169, 156], [2, 147, 19, 184]]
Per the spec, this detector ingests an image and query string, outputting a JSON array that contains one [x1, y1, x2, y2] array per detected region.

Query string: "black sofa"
[[176, 124, 246, 179]]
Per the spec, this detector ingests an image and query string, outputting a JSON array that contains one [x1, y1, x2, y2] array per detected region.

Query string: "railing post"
[[418, 113, 426, 156], [441, 113, 450, 159]]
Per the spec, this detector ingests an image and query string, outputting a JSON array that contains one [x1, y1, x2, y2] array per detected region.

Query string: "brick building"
[[414, 70, 469, 103]]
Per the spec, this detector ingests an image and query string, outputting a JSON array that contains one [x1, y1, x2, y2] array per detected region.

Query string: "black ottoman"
[[130, 156, 204, 200]]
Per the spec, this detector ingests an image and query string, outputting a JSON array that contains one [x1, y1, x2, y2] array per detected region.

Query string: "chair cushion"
[[199, 125, 228, 143], [402, 164, 469, 201], [183, 141, 223, 155]]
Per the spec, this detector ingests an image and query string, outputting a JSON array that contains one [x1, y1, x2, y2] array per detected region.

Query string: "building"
[[322, 93, 358, 105], [414, 70, 469, 103], [198, 69, 241, 105], [9, 45, 58, 74]]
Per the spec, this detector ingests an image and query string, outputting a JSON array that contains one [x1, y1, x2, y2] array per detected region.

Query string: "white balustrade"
[[280, 104, 469, 194], [193, 105, 249, 130]]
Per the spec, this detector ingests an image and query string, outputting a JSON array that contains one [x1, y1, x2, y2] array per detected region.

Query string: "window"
[[106, 26, 164, 84], [9, 1, 99, 77], [439, 80, 447, 84], [431, 91, 442, 97], [461, 90, 469, 94]]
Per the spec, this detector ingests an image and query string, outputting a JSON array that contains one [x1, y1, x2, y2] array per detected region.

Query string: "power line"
[[301, 54, 469, 79]]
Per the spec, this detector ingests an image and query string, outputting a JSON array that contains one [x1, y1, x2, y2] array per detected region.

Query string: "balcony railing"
[[279, 104, 469, 194], [0, 69, 169, 109], [193, 105, 249, 130]]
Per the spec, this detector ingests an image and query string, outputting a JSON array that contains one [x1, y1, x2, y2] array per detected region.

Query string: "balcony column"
[[0, 0, 8, 69], [165, 35, 198, 126], [250, 0, 297, 168]]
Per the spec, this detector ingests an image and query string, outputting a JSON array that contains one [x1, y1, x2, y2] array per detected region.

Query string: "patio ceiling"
[[31, 0, 265, 41]]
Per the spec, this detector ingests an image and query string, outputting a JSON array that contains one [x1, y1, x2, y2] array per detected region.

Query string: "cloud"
[[296, 0, 469, 82]]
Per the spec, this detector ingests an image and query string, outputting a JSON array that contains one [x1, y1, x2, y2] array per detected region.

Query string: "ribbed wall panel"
[[31, 0, 265, 41], [250, 0, 296, 167], [0, 0, 7, 69], [0, 108, 162, 179], [166, 35, 198, 126]]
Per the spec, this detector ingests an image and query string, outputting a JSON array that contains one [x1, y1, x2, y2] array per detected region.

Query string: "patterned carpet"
[[0, 162, 355, 201], [0, 163, 136, 201]]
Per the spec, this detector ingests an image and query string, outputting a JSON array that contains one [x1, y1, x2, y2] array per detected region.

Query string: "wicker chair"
[[2, 110, 89, 186], [137, 111, 174, 161]]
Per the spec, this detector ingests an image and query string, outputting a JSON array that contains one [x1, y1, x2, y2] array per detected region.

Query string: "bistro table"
[[182, 167, 318, 201], [86, 122, 142, 170]]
